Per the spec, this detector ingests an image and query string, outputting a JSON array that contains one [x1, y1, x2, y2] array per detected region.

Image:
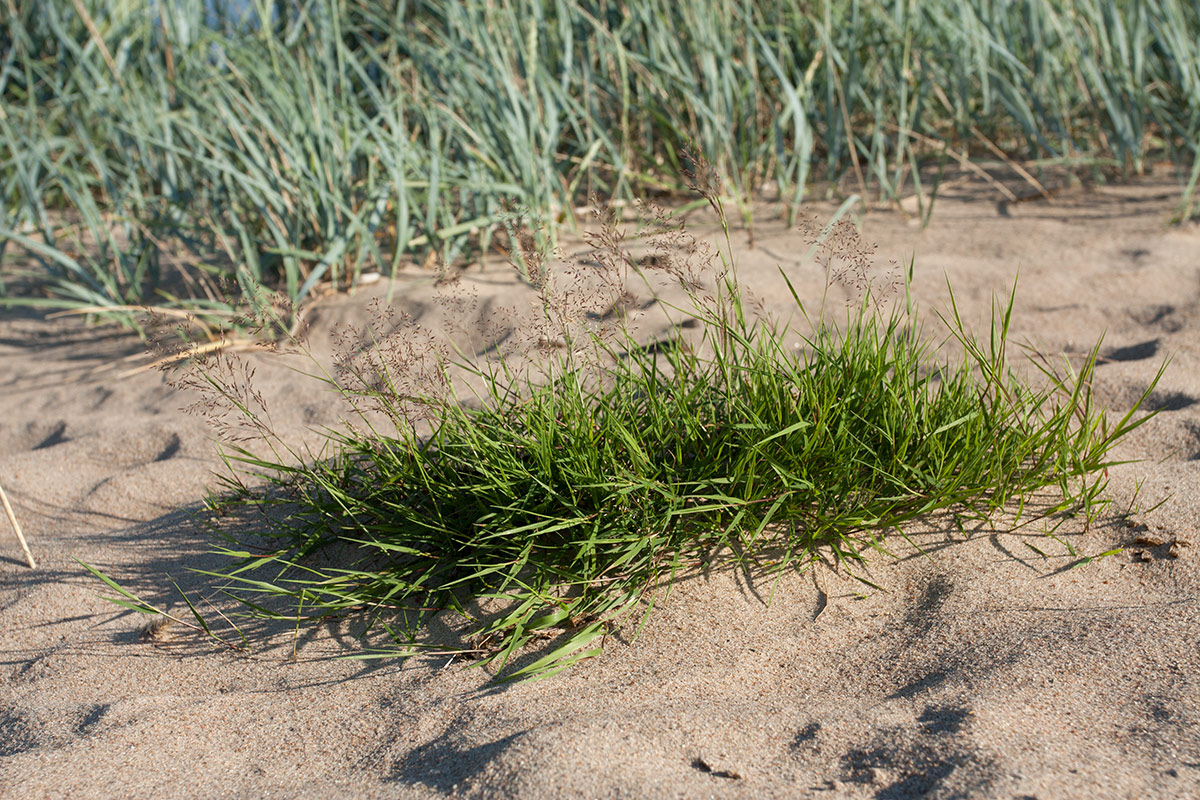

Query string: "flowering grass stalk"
[[78, 186, 1162, 682]]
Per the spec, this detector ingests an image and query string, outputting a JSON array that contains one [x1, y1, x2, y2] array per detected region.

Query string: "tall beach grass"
[[3, 0, 1199, 324]]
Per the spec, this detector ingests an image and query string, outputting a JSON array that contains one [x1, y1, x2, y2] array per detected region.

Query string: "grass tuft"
[[86, 187, 1162, 681]]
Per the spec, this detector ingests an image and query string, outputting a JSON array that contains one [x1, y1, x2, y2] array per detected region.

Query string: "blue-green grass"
[[3, 0, 1199, 324]]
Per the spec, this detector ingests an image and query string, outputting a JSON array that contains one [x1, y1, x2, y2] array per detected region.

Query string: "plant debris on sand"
[[92, 182, 1162, 681]]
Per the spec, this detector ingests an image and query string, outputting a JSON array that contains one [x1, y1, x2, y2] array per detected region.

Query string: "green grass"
[[3, 0, 1199, 325], [88, 188, 1161, 681]]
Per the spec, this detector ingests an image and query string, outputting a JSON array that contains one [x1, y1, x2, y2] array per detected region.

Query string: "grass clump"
[[122, 184, 1159, 682]]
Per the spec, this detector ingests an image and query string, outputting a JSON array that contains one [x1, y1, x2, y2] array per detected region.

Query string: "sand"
[[2, 176, 1198, 799]]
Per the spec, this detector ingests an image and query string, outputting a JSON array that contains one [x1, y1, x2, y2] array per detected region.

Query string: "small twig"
[[70, 0, 121, 86], [0, 480, 36, 569], [926, 82, 1052, 202], [46, 305, 238, 321], [968, 123, 1054, 202], [888, 125, 1018, 202], [118, 338, 259, 378]]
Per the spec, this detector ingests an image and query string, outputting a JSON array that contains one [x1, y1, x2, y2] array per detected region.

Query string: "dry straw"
[[0, 479, 36, 569]]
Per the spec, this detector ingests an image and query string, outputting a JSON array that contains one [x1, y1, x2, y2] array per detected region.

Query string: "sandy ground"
[[2, 176, 1199, 799]]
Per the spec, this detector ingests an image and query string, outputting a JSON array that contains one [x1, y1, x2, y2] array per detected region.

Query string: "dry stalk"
[[0, 479, 36, 569]]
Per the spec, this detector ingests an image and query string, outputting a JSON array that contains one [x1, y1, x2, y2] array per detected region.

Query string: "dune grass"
[[84, 182, 1162, 681], [3, 0, 1199, 327]]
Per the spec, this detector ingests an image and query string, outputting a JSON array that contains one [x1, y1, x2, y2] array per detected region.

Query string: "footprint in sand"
[[26, 426, 187, 470], [834, 703, 999, 798], [1184, 422, 1200, 462], [97, 430, 185, 469], [31, 421, 70, 451], [152, 433, 182, 462], [1102, 339, 1160, 363], [1143, 391, 1199, 413], [0, 707, 38, 757], [0, 420, 72, 458], [1094, 370, 1198, 415], [1129, 304, 1186, 334]]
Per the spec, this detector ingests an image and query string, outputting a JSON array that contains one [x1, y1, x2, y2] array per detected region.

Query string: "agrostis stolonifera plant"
[[84, 167, 1163, 681]]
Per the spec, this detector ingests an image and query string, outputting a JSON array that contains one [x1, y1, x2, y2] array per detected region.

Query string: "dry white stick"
[[117, 337, 258, 379], [0, 480, 36, 569]]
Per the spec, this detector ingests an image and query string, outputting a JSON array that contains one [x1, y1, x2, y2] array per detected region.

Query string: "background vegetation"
[[4, 0, 1199, 323]]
